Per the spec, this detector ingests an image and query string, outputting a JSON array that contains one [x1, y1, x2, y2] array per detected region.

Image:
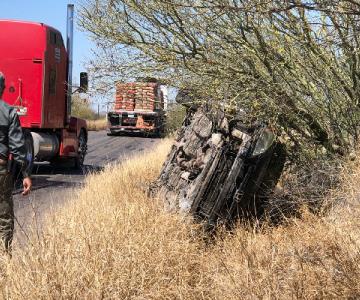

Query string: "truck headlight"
[[251, 128, 275, 157]]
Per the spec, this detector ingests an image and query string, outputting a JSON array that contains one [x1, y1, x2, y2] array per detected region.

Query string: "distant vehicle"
[[0, 4, 88, 170], [107, 80, 167, 137]]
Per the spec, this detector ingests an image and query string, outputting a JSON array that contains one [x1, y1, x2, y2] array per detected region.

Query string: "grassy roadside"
[[86, 118, 108, 131], [1, 140, 360, 298]]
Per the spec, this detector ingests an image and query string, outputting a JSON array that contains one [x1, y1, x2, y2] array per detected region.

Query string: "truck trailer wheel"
[[107, 130, 117, 136], [75, 129, 87, 169]]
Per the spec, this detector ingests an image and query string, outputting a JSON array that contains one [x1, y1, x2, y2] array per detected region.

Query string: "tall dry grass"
[[86, 118, 108, 131], [1, 140, 360, 299]]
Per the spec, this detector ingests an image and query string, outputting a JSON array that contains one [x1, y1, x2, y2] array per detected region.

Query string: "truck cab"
[[0, 20, 67, 128], [0, 7, 87, 170]]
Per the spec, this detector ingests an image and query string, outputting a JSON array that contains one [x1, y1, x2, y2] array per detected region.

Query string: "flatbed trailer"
[[107, 81, 167, 137], [108, 110, 166, 136]]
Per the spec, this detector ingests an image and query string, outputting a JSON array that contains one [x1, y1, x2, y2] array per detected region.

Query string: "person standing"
[[0, 72, 32, 251]]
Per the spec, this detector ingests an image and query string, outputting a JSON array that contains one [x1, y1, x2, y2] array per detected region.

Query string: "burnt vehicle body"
[[151, 108, 286, 229]]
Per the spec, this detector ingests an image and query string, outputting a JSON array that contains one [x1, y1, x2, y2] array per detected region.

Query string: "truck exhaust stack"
[[66, 4, 74, 118]]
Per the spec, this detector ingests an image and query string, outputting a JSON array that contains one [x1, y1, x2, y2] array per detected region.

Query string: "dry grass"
[[1, 140, 360, 299], [86, 118, 108, 131]]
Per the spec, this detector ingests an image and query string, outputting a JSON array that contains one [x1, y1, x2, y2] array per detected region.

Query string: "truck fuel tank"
[[31, 132, 60, 161]]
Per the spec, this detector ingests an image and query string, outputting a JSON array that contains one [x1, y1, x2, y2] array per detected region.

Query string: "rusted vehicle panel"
[[151, 107, 286, 228]]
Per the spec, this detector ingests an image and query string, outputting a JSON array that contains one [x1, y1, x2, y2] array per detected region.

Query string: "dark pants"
[[0, 168, 14, 251]]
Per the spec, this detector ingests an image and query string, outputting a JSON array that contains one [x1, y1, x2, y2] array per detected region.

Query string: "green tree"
[[79, 0, 360, 161], [71, 94, 97, 120]]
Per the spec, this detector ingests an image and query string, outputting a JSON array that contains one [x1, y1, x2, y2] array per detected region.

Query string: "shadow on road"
[[107, 131, 160, 139], [31, 163, 104, 176], [12, 163, 104, 195]]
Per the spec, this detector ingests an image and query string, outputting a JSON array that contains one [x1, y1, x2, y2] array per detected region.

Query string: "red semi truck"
[[0, 5, 87, 170], [107, 81, 167, 136]]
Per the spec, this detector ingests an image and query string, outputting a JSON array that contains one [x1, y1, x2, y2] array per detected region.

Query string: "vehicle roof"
[[0, 19, 59, 33]]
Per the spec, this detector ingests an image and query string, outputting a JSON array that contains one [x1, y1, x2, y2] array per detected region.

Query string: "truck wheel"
[[154, 123, 165, 138], [75, 130, 87, 169], [24, 130, 34, 176], [107, 130, 116, 136]]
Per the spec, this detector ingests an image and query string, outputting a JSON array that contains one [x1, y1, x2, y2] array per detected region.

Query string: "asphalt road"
[[12, 131, 160, 245]]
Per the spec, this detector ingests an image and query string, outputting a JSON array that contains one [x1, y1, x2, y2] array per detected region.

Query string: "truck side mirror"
[[80, 72, 88, 92]]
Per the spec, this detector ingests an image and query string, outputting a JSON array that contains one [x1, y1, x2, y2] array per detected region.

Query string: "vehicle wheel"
[[23, 130, 34, 176], [154, 121, 165, 138], [75, 129, 87, 169], [153, 129, 162, 138]]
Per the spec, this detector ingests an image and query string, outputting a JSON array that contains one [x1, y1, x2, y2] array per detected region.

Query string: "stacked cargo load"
[[114, 83, 136, 111], [108, 81, 167, 137], [134, 82, 156, 111], [114, 82, 164, 112]]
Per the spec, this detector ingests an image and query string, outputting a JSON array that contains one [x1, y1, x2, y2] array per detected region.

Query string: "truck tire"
[[154, 117, 166, 138], [75, 129, 87, 169], [107, 130, 117, 136]]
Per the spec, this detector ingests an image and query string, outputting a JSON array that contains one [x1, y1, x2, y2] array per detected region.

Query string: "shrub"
[[71, 94, 97, 120]]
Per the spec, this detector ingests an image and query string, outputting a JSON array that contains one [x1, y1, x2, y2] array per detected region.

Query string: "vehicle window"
[[56, 33, 63, 47], [50, 31, 57, 45], [49, 31, 64, 47]]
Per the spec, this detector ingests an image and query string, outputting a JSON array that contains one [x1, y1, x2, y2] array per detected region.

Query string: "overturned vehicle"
[[151, 106, 286, 229]]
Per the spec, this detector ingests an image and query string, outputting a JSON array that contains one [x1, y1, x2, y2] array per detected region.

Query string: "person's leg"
[[0, 173, 14, 252]]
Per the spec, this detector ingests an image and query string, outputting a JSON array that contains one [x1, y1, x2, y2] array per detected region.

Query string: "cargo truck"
[[0, 4, 88, 171], [107, 81, 167, 137]]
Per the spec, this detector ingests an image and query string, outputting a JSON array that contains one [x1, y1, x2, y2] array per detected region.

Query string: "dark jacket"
[[0, 99, 29, 177]]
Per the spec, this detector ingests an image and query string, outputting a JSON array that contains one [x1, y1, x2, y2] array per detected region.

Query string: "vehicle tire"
[[154, 119, 166, 138], [23, 130, 34, 176], [154, 130, 163, 138], [74, 129, 87, 169]]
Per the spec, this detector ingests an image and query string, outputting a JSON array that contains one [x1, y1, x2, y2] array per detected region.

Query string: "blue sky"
[[0, 0, 93, 85]]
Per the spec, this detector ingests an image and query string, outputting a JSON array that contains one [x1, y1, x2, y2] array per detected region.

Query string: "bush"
[[165, 103, 187, 135], [71, 94, 97, 120], [86, 118, 108, 131], [79, 1, 360, 160]]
